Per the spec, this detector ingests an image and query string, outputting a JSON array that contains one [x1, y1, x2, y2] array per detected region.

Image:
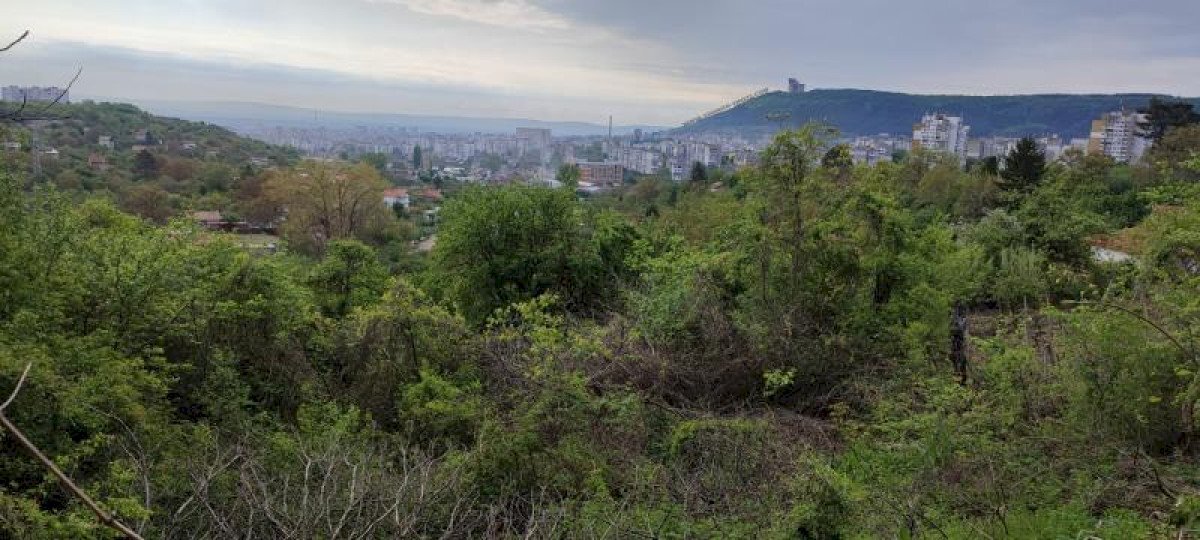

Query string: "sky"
[[1, 0, 1198, 125]]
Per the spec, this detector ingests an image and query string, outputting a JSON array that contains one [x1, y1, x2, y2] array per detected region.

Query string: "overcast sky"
[[1, 0, 1198, 125]]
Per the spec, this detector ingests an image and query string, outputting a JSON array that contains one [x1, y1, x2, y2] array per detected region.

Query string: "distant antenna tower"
[[608, 115, 613, 141]]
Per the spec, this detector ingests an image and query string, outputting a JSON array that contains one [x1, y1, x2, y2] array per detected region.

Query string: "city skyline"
[[1, 0, 1199, 125]]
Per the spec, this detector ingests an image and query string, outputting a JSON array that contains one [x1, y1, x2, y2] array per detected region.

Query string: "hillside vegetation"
[[3, 115, 1200, 538], [1, 102, 298, 222], [675, 89, 1200, 137]]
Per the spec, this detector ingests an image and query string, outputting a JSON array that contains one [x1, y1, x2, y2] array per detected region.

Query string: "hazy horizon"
[[3, 0, 1199, 125]]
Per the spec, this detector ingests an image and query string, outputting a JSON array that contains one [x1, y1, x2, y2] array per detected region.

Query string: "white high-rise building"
[[1087, 111, 1148, 163], [515, 128, 552, 151], [912, 113, 969, 159], [1, 86, 69, 104]]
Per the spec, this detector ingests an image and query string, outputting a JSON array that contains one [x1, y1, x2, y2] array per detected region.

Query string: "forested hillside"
[[675, 89, 1200, 137], [1, 102, 298, 223], [4, 108, 1200, 538]]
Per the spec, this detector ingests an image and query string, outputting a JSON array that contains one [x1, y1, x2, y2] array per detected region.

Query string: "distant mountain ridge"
[[94, 99, 667, 137], [673, 89, 1200, 138]]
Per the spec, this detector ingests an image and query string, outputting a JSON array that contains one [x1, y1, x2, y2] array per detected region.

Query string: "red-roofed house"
[[420, 187, 443, 202], [87, 153, 110, 172], [383, 188, 410, 209]]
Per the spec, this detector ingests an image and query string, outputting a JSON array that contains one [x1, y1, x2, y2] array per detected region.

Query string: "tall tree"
[[978, 156, 1000, 177], [556, 163, 581, 189], [265, 162, 392, 254], [998, 137, 1046, 194], [433, 186, 578, 324], [411, 146, 423, 171], [689, 162, 707, 185], [821, 143, 854, 180], [359, 152, 389, 175], [821, 143, 853, 171], [120, 184, 173, 223], [1138, 97, 1200, 142], [132, 149, 160, 180], [432, 185, 634, 324]]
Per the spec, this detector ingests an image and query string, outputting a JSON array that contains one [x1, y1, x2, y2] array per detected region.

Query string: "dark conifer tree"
[[998, 137, 1046, 194]]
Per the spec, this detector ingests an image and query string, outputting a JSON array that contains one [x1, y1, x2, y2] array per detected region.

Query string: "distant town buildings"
[[788, 78, 806, 94], [577, 162, 624, 187], [1, 85, 70, 104], [1087, 110, 1148, 163], [613, 147, 662, 175], [190, 211, 226, 229], [912, 113, 970, 159], [515, 127, 552, 152], [849, 136, 902, 165]]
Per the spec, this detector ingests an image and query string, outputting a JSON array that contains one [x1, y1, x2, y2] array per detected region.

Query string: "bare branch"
[[0, 362, 31, 411], [0, 28, 80, 123], [0, 363, 145, 540], [0, 30, 30, 53], [1068, 300, 1197, 363]]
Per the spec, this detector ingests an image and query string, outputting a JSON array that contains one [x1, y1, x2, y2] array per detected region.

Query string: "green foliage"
[[309, 239, 388, 317], [433, 185, 635, 324], [131, 149, 159, 180], [556, 162, 581, 188], [398, 369, 484, 448], [1016, 182, 1106, 265], [991, 246, 1047, 307]]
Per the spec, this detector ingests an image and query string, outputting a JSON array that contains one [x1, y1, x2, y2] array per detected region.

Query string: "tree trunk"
[[951, 303, 969, 384]]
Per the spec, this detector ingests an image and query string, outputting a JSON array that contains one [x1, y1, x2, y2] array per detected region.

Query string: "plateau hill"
[[673, 89, 1200, 137]]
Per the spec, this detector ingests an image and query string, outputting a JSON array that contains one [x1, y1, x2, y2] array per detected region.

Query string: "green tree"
[[1138, 97, 1200, 142], [432, 185, 632, 324], [998, 137, 1046, 195], [265, 162, 394, 254], [132, 148, 160, 180], [1146, 124, 1200, 182], [820, 143, 854, 179], [689, 162, 708, 185], [411, 145, 423, 171], [978, 156, 1000, 176], [120, 184, 174, 223], [359, 152, 389, 174], [310, 239, 388, 317], [434, 185, 577, 324], [556, 163, 581, 188]]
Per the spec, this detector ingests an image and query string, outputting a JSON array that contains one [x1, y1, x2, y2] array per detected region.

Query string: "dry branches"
[[0, 30, 29, 53], [0, 30, 81, 123]]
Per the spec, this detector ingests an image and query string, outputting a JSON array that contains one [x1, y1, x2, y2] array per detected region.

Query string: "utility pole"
[[607, 115, 613, 160], [30, 132, 42, 181]]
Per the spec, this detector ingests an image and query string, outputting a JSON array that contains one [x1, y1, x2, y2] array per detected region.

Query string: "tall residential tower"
[[912, 113, 969, 159], [1087, 110, 1147, 163]]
